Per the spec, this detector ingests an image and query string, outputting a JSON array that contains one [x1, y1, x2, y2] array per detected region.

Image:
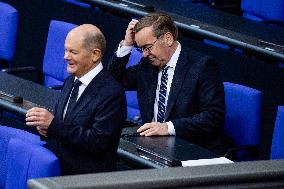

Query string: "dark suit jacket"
[[46, 69, 126, 175], [108, 48, 232, 155]]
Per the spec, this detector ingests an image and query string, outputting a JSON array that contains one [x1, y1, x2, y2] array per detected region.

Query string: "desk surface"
[[118, 126, 217, 168], [0, 72, 59, 115]]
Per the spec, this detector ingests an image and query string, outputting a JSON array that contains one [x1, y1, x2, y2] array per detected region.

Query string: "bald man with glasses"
[[108, 13, 233, 156]]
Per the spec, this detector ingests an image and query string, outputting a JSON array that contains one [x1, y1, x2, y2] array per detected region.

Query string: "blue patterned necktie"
[[64, 79, 81, 120], [157, 66, 170, 123]]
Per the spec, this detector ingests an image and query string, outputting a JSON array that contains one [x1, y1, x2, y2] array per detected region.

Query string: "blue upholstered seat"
[[43, 20, 77, 88], [0, 126, 44, 188], [0, 2, 18, 68], [5, 138, 60, 189], [125, 48, 142, 122], [241, 0, 284, 26], [1, 20, 77, 88], [270, 106, 284, 160], [223, 82, 262, 161]]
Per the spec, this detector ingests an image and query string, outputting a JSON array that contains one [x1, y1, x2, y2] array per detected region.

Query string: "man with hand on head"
[[26, 24, 126, 175], [108, 13, 232, 155]]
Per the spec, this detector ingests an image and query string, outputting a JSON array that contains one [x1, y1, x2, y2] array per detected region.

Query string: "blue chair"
[[223, 82, 262, 161], [125, 48, 142, 122], [0, 2, 18, 69], [5, 138, 60, 189], [270, 106, 284, 160], [42, 20, 77, 88], [0, 126, 44, 189], [241, 0, 284, 27], [2, 20, 77, 89]]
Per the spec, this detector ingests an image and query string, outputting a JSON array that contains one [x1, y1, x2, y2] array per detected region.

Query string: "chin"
[[67, 67, 76, 75], [151, 61, 164, 68]]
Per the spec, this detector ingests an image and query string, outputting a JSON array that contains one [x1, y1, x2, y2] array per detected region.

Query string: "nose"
[[64, 51, 70, 60]]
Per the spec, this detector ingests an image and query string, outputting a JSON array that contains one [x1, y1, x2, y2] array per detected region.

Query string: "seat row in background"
[[204, 0, 284, 68]]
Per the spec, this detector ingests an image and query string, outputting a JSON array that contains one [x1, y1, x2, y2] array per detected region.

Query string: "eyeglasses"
[[136, 39, 158, 54]]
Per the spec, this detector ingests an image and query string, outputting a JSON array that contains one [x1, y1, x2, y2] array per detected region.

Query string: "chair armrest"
[[224, 145, 259, 161]]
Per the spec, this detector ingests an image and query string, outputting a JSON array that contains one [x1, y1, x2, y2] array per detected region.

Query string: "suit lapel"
[[57, 77, 74, 120], [144, 64, 159, 122], [165, 49, 190, 120], [65, 70, 105, 123]]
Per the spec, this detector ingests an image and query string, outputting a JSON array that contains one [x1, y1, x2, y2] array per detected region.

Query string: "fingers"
[[26, 107, 54, 129], [137, 123, 158, 136], [124, 19, 139, 46], [137, 122, 169, 136], [36, 126, 47, 137], [127, 19, 138, 30]]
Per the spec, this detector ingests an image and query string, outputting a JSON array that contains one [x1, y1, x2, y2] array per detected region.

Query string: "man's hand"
[[26, 107, 54, 136], [137, 122, 169, 136], [123, 19, 139, 46]]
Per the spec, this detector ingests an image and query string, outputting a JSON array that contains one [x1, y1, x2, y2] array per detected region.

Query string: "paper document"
[[182, 157, 233, 167]]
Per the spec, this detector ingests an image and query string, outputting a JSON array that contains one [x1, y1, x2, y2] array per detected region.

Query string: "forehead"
[[135, 26, 156, 47], [65, 31, 84, 49]]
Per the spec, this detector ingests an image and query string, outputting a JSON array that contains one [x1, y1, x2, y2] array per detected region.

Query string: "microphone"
[[13, 96, 23, 103]]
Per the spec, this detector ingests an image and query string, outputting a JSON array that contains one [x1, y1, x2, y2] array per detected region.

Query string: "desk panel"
[[118, 127, 217, 168], [0, 72, 59, 116]]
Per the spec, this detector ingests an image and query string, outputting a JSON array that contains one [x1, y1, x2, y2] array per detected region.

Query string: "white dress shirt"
[[63, 62, 103, 119], [116, 43, 182, 135]]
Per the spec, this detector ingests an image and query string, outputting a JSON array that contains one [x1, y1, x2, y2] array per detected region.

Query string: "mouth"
[[67, 62, 75, 66]]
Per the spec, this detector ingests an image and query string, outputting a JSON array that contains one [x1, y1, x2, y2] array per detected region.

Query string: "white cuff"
[[116, 40, 133, 57], [166, 121, 176, 135]]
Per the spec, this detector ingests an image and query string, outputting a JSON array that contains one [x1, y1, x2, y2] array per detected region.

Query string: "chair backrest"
[[42, 20, 77, 88], [0, 1, 18, 68], [125, 48, 142, 121], [270, 106, 284, 160], [223, 82, 262, 147], [241, 0, 284, 25], [62, 0, 91, 8], [5, 138, 60, 189], [0, 126, 43, 188]]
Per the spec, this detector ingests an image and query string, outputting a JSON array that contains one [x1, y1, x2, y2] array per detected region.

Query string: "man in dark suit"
[[26, 24, 126, 175], [108, 13, 232, 155]]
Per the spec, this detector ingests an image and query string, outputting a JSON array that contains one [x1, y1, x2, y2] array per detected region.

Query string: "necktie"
[[157, 66, 169, 123], [64, 79, 81, 120]]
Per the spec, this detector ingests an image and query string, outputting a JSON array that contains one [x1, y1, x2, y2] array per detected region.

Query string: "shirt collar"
[[75, 62, 103, 86], [166, 42, 181, 69]]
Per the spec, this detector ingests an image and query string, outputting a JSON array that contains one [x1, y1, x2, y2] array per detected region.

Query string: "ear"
[[164, 32, 174, 47], [91, 48, 102, 63]]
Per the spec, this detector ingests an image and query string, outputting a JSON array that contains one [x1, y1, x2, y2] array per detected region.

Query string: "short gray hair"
[[82, 31, 106, 54]]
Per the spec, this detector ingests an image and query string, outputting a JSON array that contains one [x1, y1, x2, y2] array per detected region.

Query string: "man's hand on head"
[[137, 122, 169, 136], [123, 19, 139, 46], [26, 107, 54, 133]]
